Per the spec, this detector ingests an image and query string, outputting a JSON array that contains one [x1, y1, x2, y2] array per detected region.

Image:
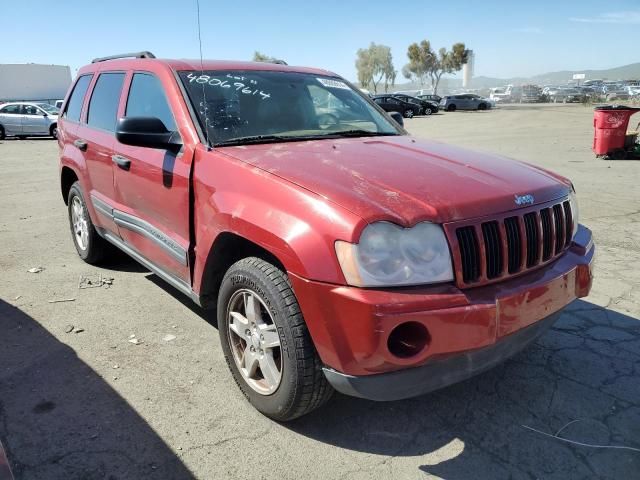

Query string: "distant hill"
[[387, 62, 640, 93]]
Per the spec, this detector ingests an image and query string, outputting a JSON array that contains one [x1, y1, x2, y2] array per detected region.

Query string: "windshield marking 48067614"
[[179, 69, 401, 147]]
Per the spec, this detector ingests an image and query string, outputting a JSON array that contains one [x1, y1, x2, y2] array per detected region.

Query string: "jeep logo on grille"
[[514, 194, 535, 206]]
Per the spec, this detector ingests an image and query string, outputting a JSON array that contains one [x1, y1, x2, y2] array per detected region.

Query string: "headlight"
[[569, 190, 579, 239], [335, 222, 454, 287]]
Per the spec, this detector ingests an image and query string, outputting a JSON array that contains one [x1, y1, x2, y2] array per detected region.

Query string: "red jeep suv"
[[58, 52, 594, 420]]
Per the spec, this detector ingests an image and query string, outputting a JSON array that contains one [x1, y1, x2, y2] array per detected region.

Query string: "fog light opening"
[[387, 322, 430, 359]]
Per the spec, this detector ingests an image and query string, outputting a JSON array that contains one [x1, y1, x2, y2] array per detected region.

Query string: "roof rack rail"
[[91, 51, 156, 63]]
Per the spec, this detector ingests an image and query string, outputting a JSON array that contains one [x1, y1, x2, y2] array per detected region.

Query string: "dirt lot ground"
[[1, 104, 639, 480]]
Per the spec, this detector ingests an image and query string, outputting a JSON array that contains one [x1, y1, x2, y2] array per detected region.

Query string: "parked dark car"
[[372, 95, 420, 118], [392, 94, 439, 115], [548, 88, 586, 103]]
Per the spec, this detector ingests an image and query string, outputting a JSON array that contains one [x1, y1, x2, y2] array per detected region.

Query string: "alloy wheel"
[[227, 289, 282, 395], [71, 196, 89, 251]]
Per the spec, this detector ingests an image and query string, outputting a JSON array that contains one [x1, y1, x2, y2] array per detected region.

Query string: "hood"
[[219, 136, 570, 225]]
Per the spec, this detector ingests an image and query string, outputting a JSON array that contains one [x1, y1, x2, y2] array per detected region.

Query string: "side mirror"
[[389, 111, 404, 127], [42, 112, 48, 117], [116, 117, 182, 152]]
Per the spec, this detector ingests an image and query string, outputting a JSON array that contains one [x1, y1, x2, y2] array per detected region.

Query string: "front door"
[[112, 72, 192, 283]]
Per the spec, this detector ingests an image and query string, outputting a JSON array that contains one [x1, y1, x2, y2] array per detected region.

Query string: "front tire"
[[67, 182, 109, 264], [0, 126, 5, 140], [423, 107, 433, 115], [218, 257, 333, 421], [50, 124, 58, 139]]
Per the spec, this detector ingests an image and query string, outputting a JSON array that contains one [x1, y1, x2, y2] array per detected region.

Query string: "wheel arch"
[[198, 231, 287, 309], [60, 165, 79, 205]]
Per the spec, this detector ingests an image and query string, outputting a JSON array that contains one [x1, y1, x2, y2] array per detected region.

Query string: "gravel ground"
[[1, 104, 639, 480]]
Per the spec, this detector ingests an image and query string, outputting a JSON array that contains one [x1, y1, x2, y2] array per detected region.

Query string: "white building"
[[0, 64, 72, 104], [462, 50, 475, 88]]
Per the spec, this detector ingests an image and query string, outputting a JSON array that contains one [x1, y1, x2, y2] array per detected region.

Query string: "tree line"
[[254, 40, 468, 95], [357, 40, 468, 95]]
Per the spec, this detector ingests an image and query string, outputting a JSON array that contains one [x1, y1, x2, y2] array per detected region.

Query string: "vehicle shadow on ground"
[[288, 299, 640, 479], [144, 274, 216, 328], [0, 299, 196, 480]]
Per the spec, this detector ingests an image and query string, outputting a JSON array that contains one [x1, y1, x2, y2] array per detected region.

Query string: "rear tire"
[[403, 109, 414, 119], [67, 182, 109, 264], [218, 257, 333, 421]]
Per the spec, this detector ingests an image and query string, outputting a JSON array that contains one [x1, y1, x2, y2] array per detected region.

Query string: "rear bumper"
[[324, 311, 559, 401]]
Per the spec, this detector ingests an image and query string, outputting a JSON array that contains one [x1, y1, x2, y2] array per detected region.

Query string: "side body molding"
[[90, 194, 188, 266]]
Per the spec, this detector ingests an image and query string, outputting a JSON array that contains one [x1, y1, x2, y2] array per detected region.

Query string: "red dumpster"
[[593, 105, 640, 159]]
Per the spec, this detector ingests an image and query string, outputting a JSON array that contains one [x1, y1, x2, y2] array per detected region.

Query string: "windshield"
[[178, 70, 401, 146], [37, 103, 60, 114]]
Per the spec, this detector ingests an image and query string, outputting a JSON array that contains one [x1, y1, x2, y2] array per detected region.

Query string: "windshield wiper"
[[215, 134, 303, 147], [318, 130, 399, 138], [214, 130, 399, 147]]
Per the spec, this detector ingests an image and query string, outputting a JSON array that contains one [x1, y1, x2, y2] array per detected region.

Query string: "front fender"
[[191, 149, 364, 293]]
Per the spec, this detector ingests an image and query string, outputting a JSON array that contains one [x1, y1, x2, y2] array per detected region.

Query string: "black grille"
[[455, 199, 573, 286], [456, 226, 480, 283], [481, 221, 502, 279], [504, 216, 521, 274], [563, 201, 572, 248], [523, 212, 539, 267], [553, 204, 565, 254], [540, 208, 553, 261]]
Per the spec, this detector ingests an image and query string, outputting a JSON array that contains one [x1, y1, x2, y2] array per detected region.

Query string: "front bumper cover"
[[323, 311, 559, 401], [288, 225, 594, 399]]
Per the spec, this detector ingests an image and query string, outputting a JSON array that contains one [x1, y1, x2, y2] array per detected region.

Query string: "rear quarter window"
[[63, 74, 93, 122]]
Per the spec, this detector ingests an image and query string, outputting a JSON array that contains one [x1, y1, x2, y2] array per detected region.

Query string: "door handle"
[[111, 154, 131, 170], [74, 139, 88, 151]]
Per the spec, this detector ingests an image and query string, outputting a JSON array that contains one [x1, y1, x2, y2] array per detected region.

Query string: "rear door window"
[[0, 104, 22, 114], [87, 72, 125, 132], [125, 73, 176, 130], [63, 74, 93, 122]]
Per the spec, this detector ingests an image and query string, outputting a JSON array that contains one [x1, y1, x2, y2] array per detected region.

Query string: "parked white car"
[[0, 102, 59, 140]]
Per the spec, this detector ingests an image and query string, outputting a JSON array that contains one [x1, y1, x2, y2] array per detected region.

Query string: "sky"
[[4, 0, 640, 82]]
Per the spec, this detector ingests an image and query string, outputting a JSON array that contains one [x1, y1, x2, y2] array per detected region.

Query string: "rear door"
[[0, 104, 23, 135], [21, 104, 48, 135], [76, 71, 126, 235], [112, 71, 192, 282], [386, 97, 403, 112], [373, 96, 388, 110]]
